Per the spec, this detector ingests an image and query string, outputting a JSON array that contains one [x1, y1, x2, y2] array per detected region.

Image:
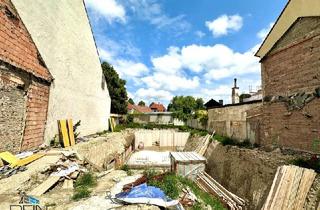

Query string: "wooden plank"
[[67, 119, 75, 146], [58, 120, 70, 147], [109, 118, 114, 132], [30, 176, 60, 196], [286, 166, 303, 209], [294, 169, 316, 209], [0, 151, 19, 166], [12, 153, 45, 167]]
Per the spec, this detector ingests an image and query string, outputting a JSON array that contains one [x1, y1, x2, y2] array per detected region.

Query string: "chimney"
[[219, 100, 223, 106], [231, 78, 240, 104]]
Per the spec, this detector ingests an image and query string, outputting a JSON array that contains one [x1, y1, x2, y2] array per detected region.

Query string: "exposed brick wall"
[[21, 81, 49, 150], [0, 0, 51, 81], [0, 0, 51, 152], [261, 17, 320, 153], [262, 17, 320, 96]]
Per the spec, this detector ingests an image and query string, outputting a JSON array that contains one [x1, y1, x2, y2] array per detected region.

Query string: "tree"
[[128, 98, 135, 105], [195, 98, 205, 110], [167, 96, 203, 121], [138, 100, 145, 106], [102, 62, 128, 114]]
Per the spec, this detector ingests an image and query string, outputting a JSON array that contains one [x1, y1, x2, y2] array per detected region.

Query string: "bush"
[[74, 173, 97, 188], [121, 164, 133, 176], [289, 155, 320, 173], [72, 172, 97, 200], [213, 134, 257, 148], [72, 187, 91, 201], [145, 171, 226, 210]]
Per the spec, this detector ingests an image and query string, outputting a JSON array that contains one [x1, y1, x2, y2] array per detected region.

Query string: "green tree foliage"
[[167, 96, 204, 121], [102, 62, 128, 114], [138, 100, 146, 106], [195, 98, 205, 110], [128, 98, 135, 105]]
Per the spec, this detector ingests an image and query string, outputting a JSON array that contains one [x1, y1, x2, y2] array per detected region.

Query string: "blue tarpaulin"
[[115, 183, 179, 207]]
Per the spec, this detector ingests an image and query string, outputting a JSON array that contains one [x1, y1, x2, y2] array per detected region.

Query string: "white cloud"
[[85, 0, 126, 23], [195, 85, 231, 103], [195, 30, 205, 38], [113, 59, 149, 77], [135, 88, 173, 101], [257, 22, 274, 40], [141, 73, 200, 91], [125, 0, 191, 35], [98, 48, 113, 62], [98, 48, 148, 78], [148, 43, 260, 82], [205, 14, 243, 37], [151, 47, 181, 74]]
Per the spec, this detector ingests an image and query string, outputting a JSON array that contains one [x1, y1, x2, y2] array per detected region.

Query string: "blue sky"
[[84, 0, 287, 106]]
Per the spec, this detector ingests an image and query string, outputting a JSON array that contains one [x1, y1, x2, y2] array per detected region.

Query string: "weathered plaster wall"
[[207, 102, 262, 141], [11, 0, 111, 142], [261, 17, 320, 152]]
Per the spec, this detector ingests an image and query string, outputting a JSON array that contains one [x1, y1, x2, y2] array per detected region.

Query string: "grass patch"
[[72, 187, 91, 201], [289, 156, 320, 173], [96, 130, 108, 136], [72, 173, 97, 201], [213, 134, 258, 148], [145, 172, 226, 210], [121, 164, 133, 176]]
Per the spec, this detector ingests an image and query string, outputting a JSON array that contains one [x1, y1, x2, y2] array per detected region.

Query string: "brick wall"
[[22, 81, 49, 150], [0, 0, 51, 152], [261, 17, 320, 153], [0, 0, 51, 81]]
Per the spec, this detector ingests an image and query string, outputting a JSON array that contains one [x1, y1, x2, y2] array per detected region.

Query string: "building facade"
[[11, 0, 111, 143], [256, 0, 320, 152]]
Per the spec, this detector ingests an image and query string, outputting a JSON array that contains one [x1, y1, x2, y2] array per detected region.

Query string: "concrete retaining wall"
[[134, 130, 190, 149]]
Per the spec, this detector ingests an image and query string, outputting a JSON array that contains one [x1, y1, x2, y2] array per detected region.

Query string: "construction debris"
[[194, 132, 215, 156], [115, 183, 179, 207], [262, 165, 317, 210], [30, 176, 61, 196], [195, 171, 246, 210], [179, 188, 197, 206]]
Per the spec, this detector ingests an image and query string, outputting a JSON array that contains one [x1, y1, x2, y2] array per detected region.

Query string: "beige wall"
[[12, 0, 111, 142], [208, 102, 262, 141]]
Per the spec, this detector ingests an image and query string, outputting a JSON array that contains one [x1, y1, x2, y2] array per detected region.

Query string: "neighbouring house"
[[243, 89, 263, 103], [128, 103, 152, 114], [204, 99, 223, 109], [0, 0, 52, 152], [11, 0, 111, 144], [256, 0, 320, 153], [149, 102, 166, 112]]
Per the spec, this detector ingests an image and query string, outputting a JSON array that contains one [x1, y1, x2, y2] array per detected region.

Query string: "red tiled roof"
[[128, 103, 152, 113], [149, 102, 166, 112]]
